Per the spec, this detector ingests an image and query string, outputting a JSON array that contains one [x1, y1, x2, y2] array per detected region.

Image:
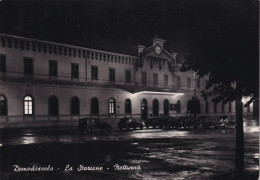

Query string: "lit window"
[[24, 96, 33, 115], [0, 95, 7, 115], [108, 98, 116, 114]]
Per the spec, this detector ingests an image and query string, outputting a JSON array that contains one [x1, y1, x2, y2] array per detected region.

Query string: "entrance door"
[[163, 99, 169, 116], [153, 99, 159, 117]]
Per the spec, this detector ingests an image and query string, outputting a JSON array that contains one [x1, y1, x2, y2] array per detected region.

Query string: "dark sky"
[[0, 0, 257, 55]]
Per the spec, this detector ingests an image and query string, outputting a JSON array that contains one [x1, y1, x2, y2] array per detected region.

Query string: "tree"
[[180, 0, 258, 179]]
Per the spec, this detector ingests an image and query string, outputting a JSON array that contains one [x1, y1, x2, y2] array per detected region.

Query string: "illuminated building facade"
[[0, 34, 254, 127]]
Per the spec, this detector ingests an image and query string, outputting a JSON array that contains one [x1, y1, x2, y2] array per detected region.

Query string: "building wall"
[[1, 33, 254, 128]]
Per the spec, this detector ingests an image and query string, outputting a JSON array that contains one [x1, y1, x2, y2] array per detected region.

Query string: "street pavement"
[[0, 118, 259, 180]]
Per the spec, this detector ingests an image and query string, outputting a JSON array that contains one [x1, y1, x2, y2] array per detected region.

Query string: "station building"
[[0, 34, 256, 127]]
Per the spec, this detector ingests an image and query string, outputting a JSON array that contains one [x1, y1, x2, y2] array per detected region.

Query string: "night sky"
[[0, 0, 257, 56]]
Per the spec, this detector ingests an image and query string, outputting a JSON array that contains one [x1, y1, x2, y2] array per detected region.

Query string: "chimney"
[[171, 51, 178, 64], [138, 45, 146, 57]]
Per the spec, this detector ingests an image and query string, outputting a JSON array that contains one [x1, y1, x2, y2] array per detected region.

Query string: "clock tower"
[[153, 38, 166, 55]]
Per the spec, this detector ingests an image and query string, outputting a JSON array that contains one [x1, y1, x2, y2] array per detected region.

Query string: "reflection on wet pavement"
[[0, 118, 258, 180]]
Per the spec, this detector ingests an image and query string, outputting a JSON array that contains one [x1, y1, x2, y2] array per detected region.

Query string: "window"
[[24, 57, 33, 75], [49, 60, 57, 77], [91, 97, 99, 114], [0, 55, 6, 73], [163, 99, 169, 116], [0, 95, 7, 115], [108, 98, 116, 114], [142, 72, 147, 85], [214, 102, 217, 113], [125, 70, 131, 83], [197, 79, 200, 89], [187, 77, 191, 88], [229, 101, 232, 113], [49, 96, 59, 116], [24, 96, 33, 115], [71, 63, 79, 79], [71, 97, 80, 115], [205, 101, 209, 113], [141, 99, 148, 119], [109, 68, 115, 82], [221, 103, 225, 113], [177, 76, 181, 86], [91, 66, 98, 80], [125, 99, 132, 114], [205, 80, 209, 88], [164, 74, 168, 86], [152, 99, 159, 116], [177, 100, 181, 113], [153, 73, 158, 87]]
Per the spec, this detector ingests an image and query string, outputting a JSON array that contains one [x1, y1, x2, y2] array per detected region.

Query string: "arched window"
[[163, 99, 169, 116], [205, 101, 209, 113], [214, 102, 217, 113], [71, 97, 80, 115], [108, 98, 116, 114], [24, 95, 34, 115], [229, 101, 232, 113], [125, 99, 132, 114], [152, 99, 159, 116], [49, 96, 59, 116], [177, 100, 181, 113], [141, 99, 148, 119], [221, 102, 225, 113], [91, 97, 99, 115], [0, 95, 7, 115]]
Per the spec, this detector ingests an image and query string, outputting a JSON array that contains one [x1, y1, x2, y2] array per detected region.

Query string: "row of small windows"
[[0, 55, 204, 88], [0, 56, 132, 82], [1, 38, 136, 65]]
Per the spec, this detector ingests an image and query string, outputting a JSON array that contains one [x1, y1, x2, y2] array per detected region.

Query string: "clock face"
[[155, 45, 162, 55]]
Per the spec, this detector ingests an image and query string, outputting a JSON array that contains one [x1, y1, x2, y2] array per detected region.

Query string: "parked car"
[[78, 118, 112, 134], [196, 116, 216, 129], [117, 117, 143, 131], [145, 117, 164, 129], [160, 116, 176, 129], [253, 153, 259, 165], [215, 115, 236, 128]]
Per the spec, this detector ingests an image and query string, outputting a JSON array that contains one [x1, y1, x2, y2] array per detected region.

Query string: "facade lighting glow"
[[136, 91, 184, 96]]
